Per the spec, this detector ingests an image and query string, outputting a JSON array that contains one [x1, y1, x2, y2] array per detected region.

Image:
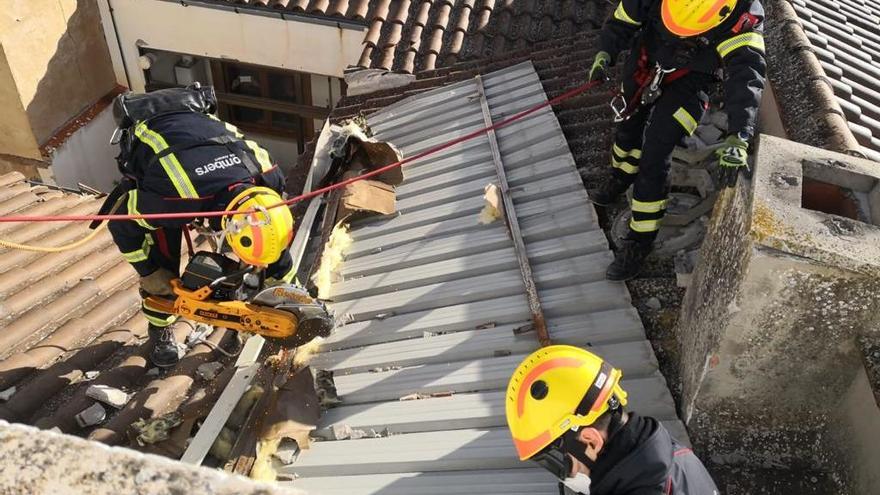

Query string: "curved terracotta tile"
[[432, 2, 452, 27], [372, 0, 394, 21], [414, 0, 433, 27], [347, 0, 371, 19], [364, 21, 384, 45], [391, 0, 412, 23], [357, 45, 375, 67], [308, 0, 330, 13], [386, 21, 405, 46], [291, 0, 310, 11], [270, 0, 290, 8], [328, 0, 349, 16]]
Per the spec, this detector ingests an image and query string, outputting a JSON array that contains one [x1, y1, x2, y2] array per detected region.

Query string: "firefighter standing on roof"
[[588, 0, 766, 281], [106, 86, 295, 368]]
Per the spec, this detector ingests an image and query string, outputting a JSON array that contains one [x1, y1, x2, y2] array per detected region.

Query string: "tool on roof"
[[144, 251, 333, 348]]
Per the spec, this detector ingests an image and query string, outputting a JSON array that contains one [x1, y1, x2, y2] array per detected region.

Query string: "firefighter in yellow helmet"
[[106, 85, 297, 368], [587, 0, 766, 281], [506, 346, 718, 494]]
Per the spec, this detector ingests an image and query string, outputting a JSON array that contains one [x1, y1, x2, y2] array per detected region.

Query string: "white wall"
[[108, 0, 365, 93], [248, 132, 300, 175], [50, 106, 122, 192]]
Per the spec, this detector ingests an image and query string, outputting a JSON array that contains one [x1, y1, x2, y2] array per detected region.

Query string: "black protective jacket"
[[590, 414, 719, 495], [108, 111, 285, 276], [599, 0, 767, 138]]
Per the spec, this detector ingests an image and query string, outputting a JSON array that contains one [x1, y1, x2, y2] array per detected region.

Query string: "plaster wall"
[[250, 132, 300, 175], [108, 0, 365, 93], [0, 0, 116, 145], [836, 366, 880, 494], [50, 106, 122, 192], [0, 47, 41, 160]]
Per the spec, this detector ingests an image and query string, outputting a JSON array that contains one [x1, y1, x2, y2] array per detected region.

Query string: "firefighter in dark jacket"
[[588, 0, 766, 280], [107, 87, 296, 368], [506, 345, 718, 494]]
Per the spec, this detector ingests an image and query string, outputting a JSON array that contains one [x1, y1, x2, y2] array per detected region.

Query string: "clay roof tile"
[[364, 21, 384, 45], [308, 0, 330, 13], [390, 0, 412, 23], [327, 0, 349, 16], [290, 0, 309, 11], [346, 0, 371, 18]]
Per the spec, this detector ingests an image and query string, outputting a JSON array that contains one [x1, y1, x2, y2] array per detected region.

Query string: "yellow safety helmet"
[[505, 345, 628, 461], [222, 186, 294, 267], [661, 0, 738, 37]]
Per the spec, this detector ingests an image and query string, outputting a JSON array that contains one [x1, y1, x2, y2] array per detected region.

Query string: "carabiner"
[[610, 94, 629, 123]]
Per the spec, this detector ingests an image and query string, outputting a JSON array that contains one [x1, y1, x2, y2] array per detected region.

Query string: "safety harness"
[[610, 5, 761, 123], [92, 84, 266, 229]]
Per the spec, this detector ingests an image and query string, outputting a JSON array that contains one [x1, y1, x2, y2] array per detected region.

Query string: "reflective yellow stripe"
[[144, 313, 177, 327], [122, 238, 152, 263], [134, 122, 199, 199], [613, 143, 642, 159], [245, 140, 273, 172], [630, 218, 662, 232], [612, 158, 640, 174], [717, 32, 765, 58], [211, 116, 273, 172], [127, 191, 157, 231], [673, 107, 698, 135], [631, 198, 667, 213], [613, 2, 641, 25]]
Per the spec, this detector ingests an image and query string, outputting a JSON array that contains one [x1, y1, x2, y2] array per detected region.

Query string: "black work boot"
[[590, 176, 631, 206], [606, 239, 653, 281], [147, 324, 180, 368]]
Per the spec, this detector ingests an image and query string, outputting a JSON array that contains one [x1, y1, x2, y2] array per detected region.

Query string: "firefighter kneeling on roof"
[[104, 84, 295, 368], [588, 0, 766, 280], [506, 346, 718, 494]]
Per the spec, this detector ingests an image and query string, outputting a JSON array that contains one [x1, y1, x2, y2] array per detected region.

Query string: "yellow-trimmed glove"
[[589, 51, 611, 83], [140, 268, 176, 297], [716, 134, 750, 188]]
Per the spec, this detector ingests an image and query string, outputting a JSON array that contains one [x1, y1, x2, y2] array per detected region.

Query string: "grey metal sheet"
[[295, 62, 688, 490], [330, 341, 659, 404], [286, 469, 558, 495], [342, 227, 607, 279], [312, 310, 646, 374], [346, 206, 599, 260], [332, 234, 610, 302], [330, 256, 627, 323], [284, 423, 687, 478], [318, 376, 679, 434]]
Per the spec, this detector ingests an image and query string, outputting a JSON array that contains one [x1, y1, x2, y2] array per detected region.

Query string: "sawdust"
[[292, 337, 324, 368], [312, 224, 353, 299], [478, 183, 504, 224], [250, 437, 282, 482]]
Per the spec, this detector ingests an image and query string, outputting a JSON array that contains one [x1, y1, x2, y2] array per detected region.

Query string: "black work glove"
[[716, 134, 750, 188]]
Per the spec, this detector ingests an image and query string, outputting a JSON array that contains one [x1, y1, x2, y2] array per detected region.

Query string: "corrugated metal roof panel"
[[287, 62, 688, 492]]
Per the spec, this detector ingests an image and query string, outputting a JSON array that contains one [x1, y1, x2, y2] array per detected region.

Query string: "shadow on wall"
[[22, 0, 116, 154]]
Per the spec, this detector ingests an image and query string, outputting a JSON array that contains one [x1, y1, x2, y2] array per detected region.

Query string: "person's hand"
[[588, 51, 611, 83], [716, 134, 750, 188], [140, 268, 176, 297]]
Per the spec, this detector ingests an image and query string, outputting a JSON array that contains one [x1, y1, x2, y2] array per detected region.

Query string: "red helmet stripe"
[[698, 0, 730, 23], [516, 357, 584, 418], [250, 213, 264, 261]]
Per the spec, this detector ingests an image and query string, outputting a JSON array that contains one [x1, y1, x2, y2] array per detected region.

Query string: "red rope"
[[0, 80, 602, 224]]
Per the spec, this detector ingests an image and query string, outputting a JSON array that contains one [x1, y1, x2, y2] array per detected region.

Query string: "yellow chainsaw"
[[145, 251, 333, 348]]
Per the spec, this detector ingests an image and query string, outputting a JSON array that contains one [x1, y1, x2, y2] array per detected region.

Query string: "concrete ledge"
[[0, 421, 302, 495], [678, 135, 880, 489]]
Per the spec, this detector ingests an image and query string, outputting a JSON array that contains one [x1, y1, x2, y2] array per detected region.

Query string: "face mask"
[[562, 472, 592, 494]]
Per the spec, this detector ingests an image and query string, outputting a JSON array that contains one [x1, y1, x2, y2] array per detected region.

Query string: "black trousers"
[[141, 227, 296, 328], [610, 71, 710, 243]]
